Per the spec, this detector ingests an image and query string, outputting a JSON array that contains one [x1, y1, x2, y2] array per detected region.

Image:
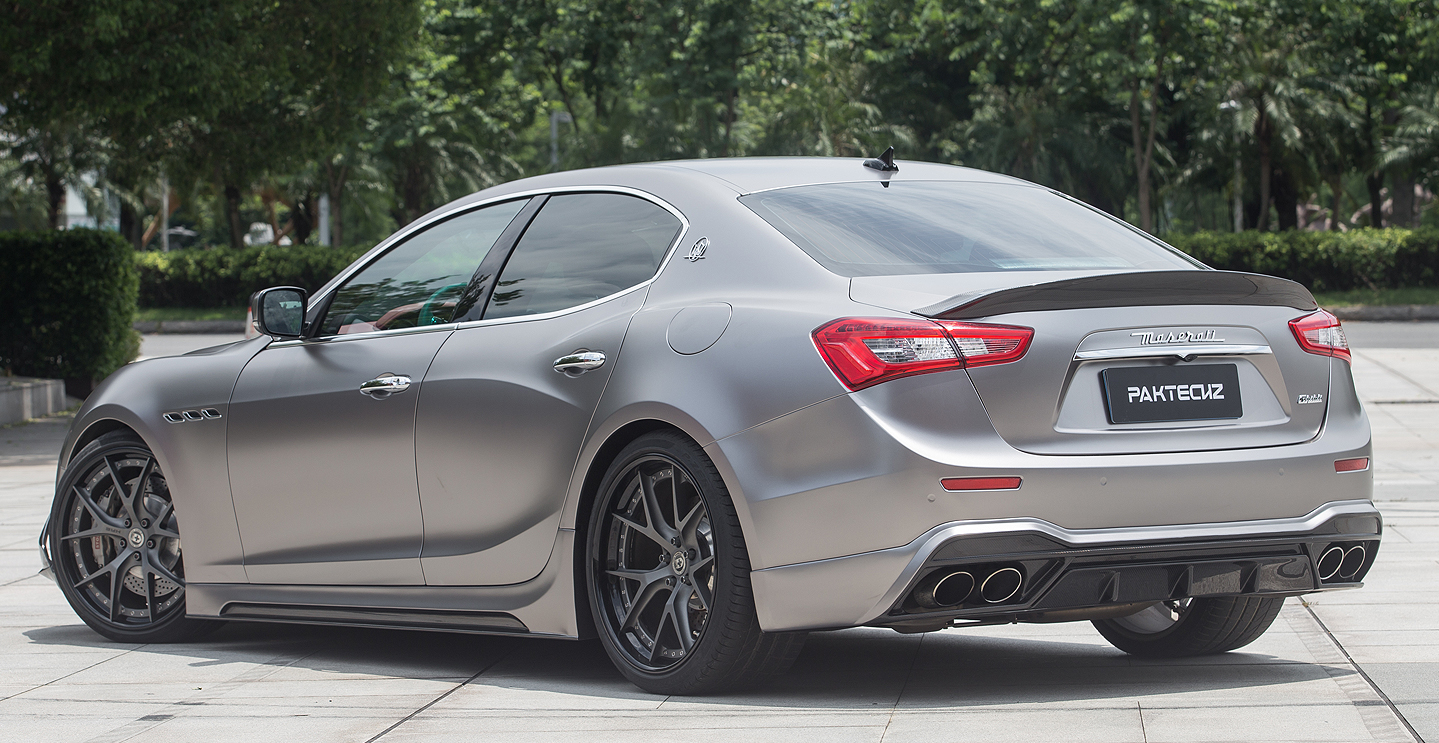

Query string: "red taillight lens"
[[1290, 310, 1351, 363], [812, 317, 1033, 391], [935, 321, 1034, 367]]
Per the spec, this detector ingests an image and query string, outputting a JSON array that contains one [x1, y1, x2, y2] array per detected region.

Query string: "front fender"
[[58, 336, 270, 584]]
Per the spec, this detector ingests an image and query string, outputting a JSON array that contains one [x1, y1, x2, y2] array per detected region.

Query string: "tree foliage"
[[4, 0, 1439, 246]]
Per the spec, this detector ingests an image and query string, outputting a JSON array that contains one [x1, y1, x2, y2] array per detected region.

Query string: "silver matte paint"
[[57, 336, 270, 584], [962, 305, 1329, 454], [228, 328, 452, 584], [51, 157, 1376, 639], [416, 289, 646, 585], [749, 499, 1380, 631]]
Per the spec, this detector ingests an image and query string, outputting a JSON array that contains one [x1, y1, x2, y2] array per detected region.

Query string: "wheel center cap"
[[670, 552, 687, 575], [128, 529, 145, 548]]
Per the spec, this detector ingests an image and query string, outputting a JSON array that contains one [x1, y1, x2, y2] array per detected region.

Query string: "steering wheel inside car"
[[417, 282, 469, 326]]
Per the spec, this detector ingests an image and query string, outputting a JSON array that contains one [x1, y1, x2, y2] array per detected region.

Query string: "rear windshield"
[[739, 181, 1198, 277]]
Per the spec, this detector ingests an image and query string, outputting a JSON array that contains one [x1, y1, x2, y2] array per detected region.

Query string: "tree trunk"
[[119, 200, 139, 248], [1366, 171, 1384, 228], [291, 194, 316, 244], [1129, 43, 1164, 234], [1392, 167, 1415, 228], [1130, 85, 1150, 232], [1256, 105, 1272, 231], [223, 183, 244, 249], [1329, 175, 1344, 231], [1273, 165, 1298, 231], [402, 159, 428, 226], [324, 158, 347, 247], [45, 173, 65, 230]]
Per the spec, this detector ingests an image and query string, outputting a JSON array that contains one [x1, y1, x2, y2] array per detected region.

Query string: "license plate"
[[1101, 364, 1243, 424]]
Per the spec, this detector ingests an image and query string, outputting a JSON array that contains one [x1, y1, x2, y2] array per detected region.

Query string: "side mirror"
[[250, 287, 308, 339]]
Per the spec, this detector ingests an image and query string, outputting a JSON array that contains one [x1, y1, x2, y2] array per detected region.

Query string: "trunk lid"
[[852, 271, 1332, 456]]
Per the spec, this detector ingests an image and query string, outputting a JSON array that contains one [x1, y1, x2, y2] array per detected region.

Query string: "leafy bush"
[[1165, 228, 1439, 292], [0, 229, 140, 393], [136, 244, 370, 308]]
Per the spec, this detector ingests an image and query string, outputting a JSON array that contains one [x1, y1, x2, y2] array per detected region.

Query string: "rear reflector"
[[1334, 457, 1369, 473], [941, 476, 1023, 491], [812, 317, 1033, 391], [1290, 310, 1351, 362]]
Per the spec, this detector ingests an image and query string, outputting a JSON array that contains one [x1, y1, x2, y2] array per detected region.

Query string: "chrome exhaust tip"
[[1316, 545, 1345, 581], [914, 570, 975, 609], [1338, 545, 1366, 580], [980, 567, 1023, 604]]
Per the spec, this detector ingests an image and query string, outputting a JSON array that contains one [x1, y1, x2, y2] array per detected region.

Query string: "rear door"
[[416, 192, 685, 585]]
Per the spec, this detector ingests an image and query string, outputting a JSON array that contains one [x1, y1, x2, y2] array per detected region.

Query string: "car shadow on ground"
[[23, 618, 1346, 709]]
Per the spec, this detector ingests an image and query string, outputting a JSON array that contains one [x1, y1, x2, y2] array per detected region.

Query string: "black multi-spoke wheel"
[[1094, 596, 1284, 657], [49, 432, 219, 642], [586, 431, 805, 694], [597, 454, 716, 670]]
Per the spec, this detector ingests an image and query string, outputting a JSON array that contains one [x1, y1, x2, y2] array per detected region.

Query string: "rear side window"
[[485, 193, 682, 319], [740, 181, 1198, 277]]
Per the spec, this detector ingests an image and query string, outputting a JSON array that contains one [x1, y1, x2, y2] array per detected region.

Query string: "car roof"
[[636, 157, 1025, 194], [445, 157, 1029, 213]]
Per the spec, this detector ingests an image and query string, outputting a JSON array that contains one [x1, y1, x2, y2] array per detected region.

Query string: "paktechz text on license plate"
[[1101, 364, 1243, 424]]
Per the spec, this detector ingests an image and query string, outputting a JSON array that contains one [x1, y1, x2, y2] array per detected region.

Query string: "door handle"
[[553, 351, 606, 376], [359, 373, 412, 398]]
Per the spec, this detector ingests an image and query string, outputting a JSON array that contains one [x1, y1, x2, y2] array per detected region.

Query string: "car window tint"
[[740, 182, 1199, 277], [485, 193, 682, 319], [319, 199, 529, 336]]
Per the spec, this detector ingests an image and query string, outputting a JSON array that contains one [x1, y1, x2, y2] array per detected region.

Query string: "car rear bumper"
[[750, 499, 1380, 632]]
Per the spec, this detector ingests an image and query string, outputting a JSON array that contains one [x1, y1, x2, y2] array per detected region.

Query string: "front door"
[[416, 192, 685, 585], [227, 197, 531, 585]]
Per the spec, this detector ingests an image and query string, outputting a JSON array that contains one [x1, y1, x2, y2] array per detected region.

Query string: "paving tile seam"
[[361, 648, 515, 743], [876, 630, 925, 743], [0, 646, 142, 704], [1291, 604, 1424, 743], [79, 646, 320, 743]]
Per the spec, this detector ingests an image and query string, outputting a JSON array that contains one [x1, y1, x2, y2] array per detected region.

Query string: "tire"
[[49, 431, 221, 643], [585, 431, 805, 694], [1093, 596, 1284, 658]]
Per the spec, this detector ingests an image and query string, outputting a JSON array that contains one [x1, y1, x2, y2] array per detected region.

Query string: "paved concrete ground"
[[136, 334, 246, 361], [0, 328, 1434, 742]]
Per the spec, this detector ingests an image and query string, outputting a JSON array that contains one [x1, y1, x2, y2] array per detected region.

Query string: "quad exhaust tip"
[[913, 566, 1024, 609], [1339, 545, 1366, 580], [980, 567, 1023, 604], [1317, 546, 1345, 581], [915, 570, 975, 608], [1317, 543, 1368, 582]]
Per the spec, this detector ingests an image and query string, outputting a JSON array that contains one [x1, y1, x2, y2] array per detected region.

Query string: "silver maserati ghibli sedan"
[[40, 154, 1378, 694]]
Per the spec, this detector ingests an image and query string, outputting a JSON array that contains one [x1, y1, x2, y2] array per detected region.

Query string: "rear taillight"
[[1290, 310, 1350, 363], [935, 321, 1034, 367], [812, 317, 1033, 391]]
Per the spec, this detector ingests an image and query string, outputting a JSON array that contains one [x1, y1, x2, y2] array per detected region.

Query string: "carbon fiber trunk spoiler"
[[913, 270, 1318, 320]]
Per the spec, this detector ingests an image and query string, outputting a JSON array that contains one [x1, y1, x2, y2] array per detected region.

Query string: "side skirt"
[[219, 603, 529, 634], [187, 529, 584, 638]]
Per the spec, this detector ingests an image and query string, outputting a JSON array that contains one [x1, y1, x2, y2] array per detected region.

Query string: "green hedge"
[[130, 229, 1439, 310], [136, 244, 370, 308], [1165, 227, 1439, 292], [0, 230, 140, 391]]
